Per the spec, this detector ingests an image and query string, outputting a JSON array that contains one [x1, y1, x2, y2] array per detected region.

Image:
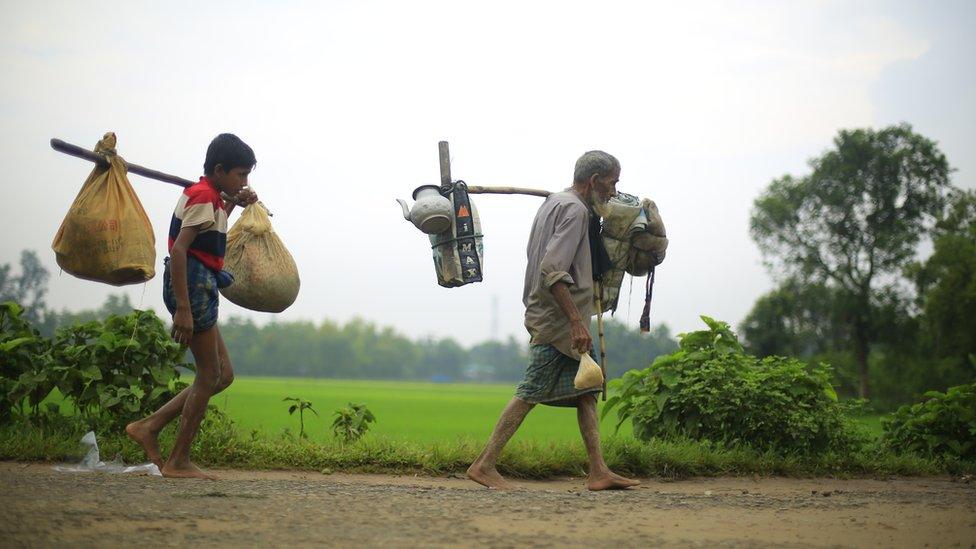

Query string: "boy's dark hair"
[[203, 133, 256, 175]]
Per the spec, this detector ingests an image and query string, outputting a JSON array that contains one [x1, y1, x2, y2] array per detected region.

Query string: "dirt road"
[[1, 462, 973, 547]]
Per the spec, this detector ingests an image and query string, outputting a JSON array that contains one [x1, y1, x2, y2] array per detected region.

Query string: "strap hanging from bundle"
[[639, 267, 656, 333]]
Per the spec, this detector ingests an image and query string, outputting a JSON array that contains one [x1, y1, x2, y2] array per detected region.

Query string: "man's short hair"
[[573, 150, 620, 183], [204, 133, 256, 175]]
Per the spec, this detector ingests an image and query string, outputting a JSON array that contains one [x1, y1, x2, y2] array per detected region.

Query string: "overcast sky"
[[1, 0, 973, 346]]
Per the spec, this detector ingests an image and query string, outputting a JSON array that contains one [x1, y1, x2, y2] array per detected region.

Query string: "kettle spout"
[[395, 198, 411, 220]]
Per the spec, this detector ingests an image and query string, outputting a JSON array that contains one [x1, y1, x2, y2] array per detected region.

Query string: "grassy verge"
[[1, 413, 972, 479]]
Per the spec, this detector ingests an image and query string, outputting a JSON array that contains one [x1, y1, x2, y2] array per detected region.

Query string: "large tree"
[[740, 279, 848, 359], [750, 124, 951, 398], [0, 250, 50, 324], [910, 189, 976, 366]]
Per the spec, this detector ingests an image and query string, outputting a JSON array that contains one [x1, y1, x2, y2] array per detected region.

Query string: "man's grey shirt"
[[523, 190, 593, 360]]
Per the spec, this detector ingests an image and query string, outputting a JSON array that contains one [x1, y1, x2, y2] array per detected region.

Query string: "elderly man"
[[467, 151, 641, 491]]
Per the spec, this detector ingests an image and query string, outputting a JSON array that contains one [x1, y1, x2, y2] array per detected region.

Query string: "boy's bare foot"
[[161, 461, 217, 480], [587, 471, 641, 491], [466, 462, 515, 490], [125, 420, 163, 469]]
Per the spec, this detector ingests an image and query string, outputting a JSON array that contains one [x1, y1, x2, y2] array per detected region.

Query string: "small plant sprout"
[[331, 402, 376, 443], [283, 397, 318, 439]]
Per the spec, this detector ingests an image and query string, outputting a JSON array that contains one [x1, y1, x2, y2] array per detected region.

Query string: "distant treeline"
[[218, 316, 676, 382], [0, 253, 676, 382]]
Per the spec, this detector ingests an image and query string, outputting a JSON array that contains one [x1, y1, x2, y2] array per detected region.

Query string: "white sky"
[[1, 0, 973, 346]]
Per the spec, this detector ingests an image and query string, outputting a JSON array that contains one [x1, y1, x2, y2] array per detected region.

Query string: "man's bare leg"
[[160, 327, 220, 480], [467, 397, 535, 489], [126, 328, 234, 469], [577, 394, 640, 490]]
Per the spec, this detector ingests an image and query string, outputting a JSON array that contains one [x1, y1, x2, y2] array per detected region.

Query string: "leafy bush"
[[882, 382, 976, 460], [49, 309, 190, 431], [1, 302, 53, 421], [603, 316, 865, 454], [332, 402, 376, 443]]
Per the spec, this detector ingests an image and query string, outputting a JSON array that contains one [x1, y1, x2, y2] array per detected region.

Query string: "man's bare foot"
[[125, 420, 163, 469], [466, 463, 515, 490], [160, 461, 217, 480], [587, 471, 641, 491]]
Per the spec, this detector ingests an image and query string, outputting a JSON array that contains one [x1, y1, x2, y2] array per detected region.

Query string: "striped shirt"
[[167, 177, 228, 271]]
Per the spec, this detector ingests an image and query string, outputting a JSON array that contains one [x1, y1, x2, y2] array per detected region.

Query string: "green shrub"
[[49, 309, 190, 431], [332, 402, 376, 443], [603, 316, 866, 454], [1, 302, 54, 422], [882, 382, 976, 459]]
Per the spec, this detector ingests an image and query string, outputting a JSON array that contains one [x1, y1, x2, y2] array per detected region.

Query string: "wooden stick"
[[438, 141, 452, 188], [466, 185, 551, 198], [595, 281, 608, 401], [50, 138, 270, 215]]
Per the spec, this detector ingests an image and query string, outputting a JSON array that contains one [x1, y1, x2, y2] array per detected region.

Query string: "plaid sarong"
[[515, 344, 602, 407], [162, 255, 219, 333]]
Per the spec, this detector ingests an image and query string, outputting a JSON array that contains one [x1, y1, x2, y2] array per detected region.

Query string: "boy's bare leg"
[[161, 327, 220, 480], [126, 328, 234, 469], [125, 387, 188, 468], [577, 394, 640, 490], [467, 397, 535, 490]]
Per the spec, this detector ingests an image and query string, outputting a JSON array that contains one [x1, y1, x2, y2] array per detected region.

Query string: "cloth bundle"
[[597, 192, 668, 327], [219, 202, 300, 312], [429, 182, 485, 287], [51, 133, 156, 285]]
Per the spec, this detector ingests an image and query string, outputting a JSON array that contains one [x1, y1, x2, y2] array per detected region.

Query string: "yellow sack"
[[51, 132, 155, 285], [574, 352, 604, 390], [219, 202, 300, 312]]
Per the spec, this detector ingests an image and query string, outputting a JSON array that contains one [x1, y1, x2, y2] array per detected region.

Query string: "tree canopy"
[[750, 124, 952, 398]]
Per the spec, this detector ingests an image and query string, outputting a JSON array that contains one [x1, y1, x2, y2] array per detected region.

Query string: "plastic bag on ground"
[[219, 202, 300, 312], [574, 352, 604, 390], [51, 132, 155, 285], [53, 431, 161, 476]]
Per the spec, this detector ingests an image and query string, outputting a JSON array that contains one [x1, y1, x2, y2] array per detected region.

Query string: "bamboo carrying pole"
[[438, 141, 452, 188], [594, 281, 608, 401], [466, 186, 551, 198], [436, 140, 551, 198], [49, 138, 268, 214]]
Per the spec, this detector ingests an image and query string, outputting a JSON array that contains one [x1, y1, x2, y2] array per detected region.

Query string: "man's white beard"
[[590, 190, 612, 218]]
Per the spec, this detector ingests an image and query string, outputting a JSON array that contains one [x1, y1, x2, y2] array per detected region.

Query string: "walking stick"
[[50, 138, 271, 215], [594, 281, 608, 401]]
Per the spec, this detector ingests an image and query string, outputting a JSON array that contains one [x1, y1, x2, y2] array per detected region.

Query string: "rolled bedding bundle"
[[597, 192, 668, 314]]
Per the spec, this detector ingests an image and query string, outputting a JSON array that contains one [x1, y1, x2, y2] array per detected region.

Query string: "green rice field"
[[213, 376, 635, 443]]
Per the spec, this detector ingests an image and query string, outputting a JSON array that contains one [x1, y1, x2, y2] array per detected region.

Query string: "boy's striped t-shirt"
[[168, 177, 228, 271]]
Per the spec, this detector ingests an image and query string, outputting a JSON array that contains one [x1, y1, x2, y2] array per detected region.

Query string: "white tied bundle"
[[574, 352, 604, 390], [219, 203, 300, 312]]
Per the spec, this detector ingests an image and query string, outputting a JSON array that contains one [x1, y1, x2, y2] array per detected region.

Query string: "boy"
[[126, 133, 258, 480]]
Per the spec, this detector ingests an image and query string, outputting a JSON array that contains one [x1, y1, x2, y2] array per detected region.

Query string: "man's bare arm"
[[551, 281, 592, 353]]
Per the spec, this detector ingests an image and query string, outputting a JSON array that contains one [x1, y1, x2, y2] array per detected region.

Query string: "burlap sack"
[[51, 132, 155, 285], [219, 203, 300, 312], [574, 352, 604, 390]]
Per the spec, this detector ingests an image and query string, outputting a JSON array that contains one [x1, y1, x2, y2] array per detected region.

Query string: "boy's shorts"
[[514, 344, 602, 408], [163, 256, 219, 333]]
